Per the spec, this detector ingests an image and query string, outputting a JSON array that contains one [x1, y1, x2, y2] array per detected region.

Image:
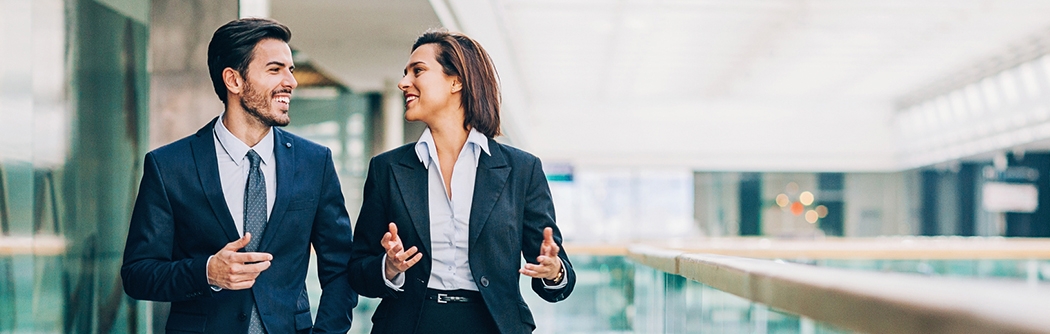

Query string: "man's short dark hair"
[[207, 18, 291, 104]]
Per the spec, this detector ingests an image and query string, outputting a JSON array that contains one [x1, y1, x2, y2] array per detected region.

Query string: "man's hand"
[[383, 223, 422, 280], [207, 233, 273, 290], [519, 227, 563, 281]]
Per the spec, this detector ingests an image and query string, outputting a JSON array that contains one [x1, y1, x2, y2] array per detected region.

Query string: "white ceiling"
[[274, 0, 1050, 171], [271, 0, 441, 92]]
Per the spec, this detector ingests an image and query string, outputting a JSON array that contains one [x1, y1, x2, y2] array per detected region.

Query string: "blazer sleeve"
[[521, 156, 576, 303], [121, 152, 213, 302], [310, 148, 359, 333], [348, 157, 399, 299]]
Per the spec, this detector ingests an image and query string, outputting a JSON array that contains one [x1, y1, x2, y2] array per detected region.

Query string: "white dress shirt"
[[385, 128, 565, 291], [206, 115, 277, 290], [418, 127, 488, 291], [213, 114, 276, 235]]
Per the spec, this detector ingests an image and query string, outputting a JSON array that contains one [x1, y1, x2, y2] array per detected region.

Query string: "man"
[[121, 18, 356, 333]]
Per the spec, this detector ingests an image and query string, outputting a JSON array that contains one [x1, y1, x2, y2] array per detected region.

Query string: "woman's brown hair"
[[412, 29, 502, 137]]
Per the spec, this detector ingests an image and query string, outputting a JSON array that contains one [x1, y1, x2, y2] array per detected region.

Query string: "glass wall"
[[0, 0, 150, 332], [548, 168, 698, 243], [692, 166, 1050, 239]]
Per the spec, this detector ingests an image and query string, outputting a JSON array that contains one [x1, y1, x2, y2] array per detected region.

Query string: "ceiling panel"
[[466, 0, 1050, 169], [272, 0, 442, 92], [270, 0, 1050, 170]]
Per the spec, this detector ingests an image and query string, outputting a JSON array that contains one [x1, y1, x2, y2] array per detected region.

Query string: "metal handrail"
[[628, 243, 1050, 334]]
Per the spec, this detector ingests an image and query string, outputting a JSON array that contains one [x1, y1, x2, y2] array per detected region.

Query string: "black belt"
[[425, 289, 482, 304]]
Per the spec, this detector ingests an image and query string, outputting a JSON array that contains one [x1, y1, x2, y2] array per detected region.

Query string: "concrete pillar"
[[148, 0, 238, 149], [147, 1, 238, 331], [239, 0, 270, 18]]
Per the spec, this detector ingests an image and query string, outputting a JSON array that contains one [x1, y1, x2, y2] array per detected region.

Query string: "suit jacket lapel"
[[259, 128, 294, 252], [469, 139, 510, 248], [191, 118, 240, 242], [392, 148, 431, 255]]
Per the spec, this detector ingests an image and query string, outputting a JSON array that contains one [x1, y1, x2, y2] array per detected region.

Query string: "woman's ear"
[[223, 68, 244, 96], [451, 77, 462, 94]]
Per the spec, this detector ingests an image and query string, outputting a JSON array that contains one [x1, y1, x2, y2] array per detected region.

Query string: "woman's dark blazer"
[[348, 138, 575, 334]]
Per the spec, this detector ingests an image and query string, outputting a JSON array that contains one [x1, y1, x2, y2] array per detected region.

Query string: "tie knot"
[[246, 150, 262, 168]]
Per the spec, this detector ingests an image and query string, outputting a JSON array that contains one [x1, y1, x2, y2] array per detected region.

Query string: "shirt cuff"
[[542, 263, 568, 290], [382, 254, 405, 291], [206, 255, 222, 292]]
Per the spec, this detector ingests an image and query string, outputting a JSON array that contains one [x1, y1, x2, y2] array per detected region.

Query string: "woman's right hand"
[[383, 222, 423, 280]]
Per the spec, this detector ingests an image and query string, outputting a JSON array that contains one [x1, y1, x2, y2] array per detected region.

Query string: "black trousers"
[[416, 289, 500, 334]]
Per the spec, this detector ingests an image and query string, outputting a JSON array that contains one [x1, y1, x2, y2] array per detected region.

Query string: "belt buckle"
[[437, 293, 449, 304]]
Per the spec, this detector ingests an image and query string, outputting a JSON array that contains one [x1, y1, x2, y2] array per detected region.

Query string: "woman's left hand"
[[519, 227, 563, 281]]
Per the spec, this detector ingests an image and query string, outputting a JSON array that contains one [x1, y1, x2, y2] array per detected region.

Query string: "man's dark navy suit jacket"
[[121, 118, 357, 333]]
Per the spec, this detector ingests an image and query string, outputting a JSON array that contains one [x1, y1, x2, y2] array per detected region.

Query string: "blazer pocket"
[[287, 199, 316, 211], [294, 309, 312, 331], [518, 302, 536, 330], [165, 312, 207, 333]]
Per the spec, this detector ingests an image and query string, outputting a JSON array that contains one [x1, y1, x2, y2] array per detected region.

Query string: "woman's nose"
[[397, 75, 411, 91]]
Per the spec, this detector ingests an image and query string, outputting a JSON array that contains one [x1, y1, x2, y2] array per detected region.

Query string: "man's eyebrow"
[[267, 61, 288, 68]]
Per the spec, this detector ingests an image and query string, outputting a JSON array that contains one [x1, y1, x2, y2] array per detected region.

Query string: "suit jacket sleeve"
[[310, 148, 359, 333], [121, 152, 213, 302], [521, 156, 576, 302], [348, 157, 400, 299]]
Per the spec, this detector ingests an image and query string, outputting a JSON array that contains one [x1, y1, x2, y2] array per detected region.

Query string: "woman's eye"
[[413, 68, 423, 75]]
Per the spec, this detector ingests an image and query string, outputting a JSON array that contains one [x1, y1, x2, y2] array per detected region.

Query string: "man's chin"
[[274, 117, 290, 127], [271, 110, 291, 127]]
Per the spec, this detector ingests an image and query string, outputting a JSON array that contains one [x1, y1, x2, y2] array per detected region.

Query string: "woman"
[[347, 29, 575, 334]]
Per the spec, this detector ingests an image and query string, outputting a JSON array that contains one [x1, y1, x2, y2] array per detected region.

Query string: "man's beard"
[[241, 80, 290, 127]]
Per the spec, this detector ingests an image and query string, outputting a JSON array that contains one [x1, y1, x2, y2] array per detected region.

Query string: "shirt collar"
[[214, 113, 275, 167], [415, 127, 491, 169]]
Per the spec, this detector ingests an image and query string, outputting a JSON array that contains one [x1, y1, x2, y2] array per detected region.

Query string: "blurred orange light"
[[790, 202, 804, 216], [776, 194, 789, 207]]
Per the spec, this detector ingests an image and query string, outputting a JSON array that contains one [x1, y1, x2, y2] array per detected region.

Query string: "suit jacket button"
[[480, 276, 489, 287], [238, 313, 248, 321]]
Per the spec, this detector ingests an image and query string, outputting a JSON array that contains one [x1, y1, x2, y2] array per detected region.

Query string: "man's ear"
[[223, 68, 244, 96], [451, 77, 462, 94]]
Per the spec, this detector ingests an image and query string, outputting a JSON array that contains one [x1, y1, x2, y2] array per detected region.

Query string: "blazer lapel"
[[259, 128, 294, 252], [469, 139, 510, 248], [392, 148, 431, 255], [191, 118, 240, 242]]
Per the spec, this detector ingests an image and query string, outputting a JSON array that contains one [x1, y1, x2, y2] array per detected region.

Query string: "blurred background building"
[[5, 0, 1050, 333]]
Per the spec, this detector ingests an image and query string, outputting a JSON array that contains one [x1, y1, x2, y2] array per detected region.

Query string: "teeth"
[[406, 96, 417, 103], [275, 97, 289, 104]]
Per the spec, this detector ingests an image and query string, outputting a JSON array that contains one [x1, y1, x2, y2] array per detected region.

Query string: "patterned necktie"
[[244, 150, 267, 334]]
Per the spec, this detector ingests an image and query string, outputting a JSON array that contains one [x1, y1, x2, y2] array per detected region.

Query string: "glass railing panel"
[[632, 263, 852, 334], [15, 240, 1050, 333], [518, 254, 633, 333], [0, 253, 66, 333]]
